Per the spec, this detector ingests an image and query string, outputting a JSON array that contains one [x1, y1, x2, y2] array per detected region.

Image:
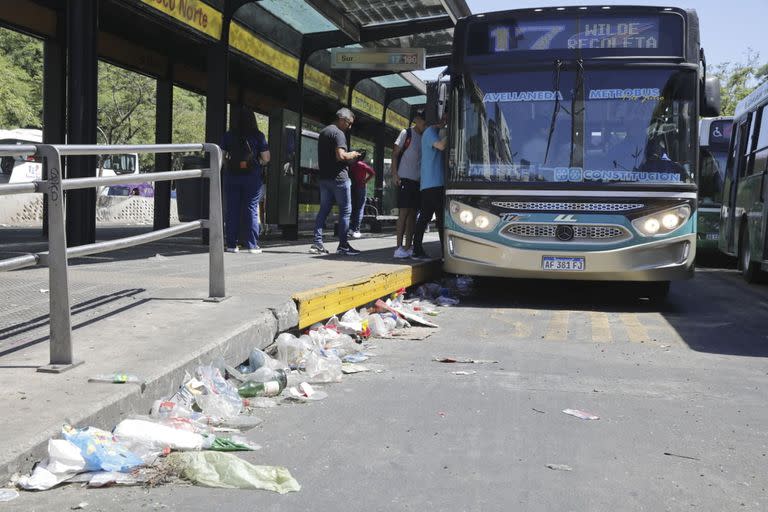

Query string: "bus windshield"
[[452, 68, 695, 186]]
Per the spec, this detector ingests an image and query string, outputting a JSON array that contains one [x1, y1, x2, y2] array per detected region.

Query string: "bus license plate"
[[542, 256, 585, 271], [706, 233, 719, 240]]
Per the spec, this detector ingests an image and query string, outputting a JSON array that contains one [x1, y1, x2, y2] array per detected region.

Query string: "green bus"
[[718, 80, 768, 282], [697, 117, 732, 252]]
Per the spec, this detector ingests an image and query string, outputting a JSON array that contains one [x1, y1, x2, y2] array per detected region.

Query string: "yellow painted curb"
[[292, 261, 442, 329]]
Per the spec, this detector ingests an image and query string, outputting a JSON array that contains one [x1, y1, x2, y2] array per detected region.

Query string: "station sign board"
[[330, 48, 426, 71]]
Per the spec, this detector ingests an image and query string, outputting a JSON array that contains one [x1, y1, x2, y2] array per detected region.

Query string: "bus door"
[[722, 117, 750, 254]]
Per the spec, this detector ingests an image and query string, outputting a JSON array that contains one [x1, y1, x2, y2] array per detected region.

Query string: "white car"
[[0, 129, 141, 193], [0, 128, 43, 184]]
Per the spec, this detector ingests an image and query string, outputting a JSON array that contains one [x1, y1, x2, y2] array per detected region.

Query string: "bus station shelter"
[[0, 0, 470, 245]]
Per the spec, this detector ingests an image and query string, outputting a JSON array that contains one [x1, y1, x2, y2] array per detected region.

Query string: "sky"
[[414, 0, 768, 80]]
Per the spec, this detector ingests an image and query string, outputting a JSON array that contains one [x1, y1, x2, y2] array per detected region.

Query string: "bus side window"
[[756, 108, 768, 175], [737, 115, 752, 179], [745, 109, 762, 177]]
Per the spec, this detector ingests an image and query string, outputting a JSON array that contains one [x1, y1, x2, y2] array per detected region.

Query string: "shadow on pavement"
[[456, 273, 768, 358], [0, 288, 147, 357]]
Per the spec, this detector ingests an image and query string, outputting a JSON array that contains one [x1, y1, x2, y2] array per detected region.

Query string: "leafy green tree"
[[0, 28, 43, 128], [713, 50, 767, 116]]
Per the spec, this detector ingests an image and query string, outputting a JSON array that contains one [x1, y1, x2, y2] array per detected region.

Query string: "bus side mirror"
[[437, 82, 448, 120], [702, 77, 721, 117]]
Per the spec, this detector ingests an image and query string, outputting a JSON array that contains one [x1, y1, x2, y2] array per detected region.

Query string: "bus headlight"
[[449, 200, 500, 233], [632, 205, 690, 237]]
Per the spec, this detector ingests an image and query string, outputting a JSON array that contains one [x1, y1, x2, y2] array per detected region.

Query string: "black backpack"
[[228, 134, 256, 173]]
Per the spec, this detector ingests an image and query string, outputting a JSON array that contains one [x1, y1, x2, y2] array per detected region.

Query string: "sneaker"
[[337, 243, 361, 255], [394, 246, 410, 259], [247, 246, 262, 254], [310, 243, 329, 255], [225, 247, 239, 253], [411, 251, 432, 261], [351, 231, 362, 239]]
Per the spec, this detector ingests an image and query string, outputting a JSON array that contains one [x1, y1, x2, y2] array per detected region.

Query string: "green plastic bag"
[[169, 452, 300, 494]]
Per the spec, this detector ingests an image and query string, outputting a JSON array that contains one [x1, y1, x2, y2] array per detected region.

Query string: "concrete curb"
[[2, 260, 440, 483]]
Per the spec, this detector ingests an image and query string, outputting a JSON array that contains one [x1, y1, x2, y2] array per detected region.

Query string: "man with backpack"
[[222, 106, 270, 254], [391, 109, 427, 259], [310, 108, 362, 255]]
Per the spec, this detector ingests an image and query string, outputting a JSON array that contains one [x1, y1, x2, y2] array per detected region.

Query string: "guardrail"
[[0, 143, 225, 373]]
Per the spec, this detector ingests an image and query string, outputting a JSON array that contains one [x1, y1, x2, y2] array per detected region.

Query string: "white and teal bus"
[[697, 116, 732, 252], [442, 5, 720, 299], [718, 80, 768, 282]]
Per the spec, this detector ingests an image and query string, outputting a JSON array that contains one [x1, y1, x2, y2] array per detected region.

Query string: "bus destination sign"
[[468, 13, 686, 56], [489, 18, 661, 52]]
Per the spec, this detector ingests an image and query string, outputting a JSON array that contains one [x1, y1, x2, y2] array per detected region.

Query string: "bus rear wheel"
[[739, 227, 763, 283]]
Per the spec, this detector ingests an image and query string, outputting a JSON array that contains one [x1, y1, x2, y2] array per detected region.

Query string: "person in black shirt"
[[311, 108, 362, 255]]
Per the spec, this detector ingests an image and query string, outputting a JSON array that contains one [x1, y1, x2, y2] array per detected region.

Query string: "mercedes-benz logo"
[[555, 225, 575, 241]]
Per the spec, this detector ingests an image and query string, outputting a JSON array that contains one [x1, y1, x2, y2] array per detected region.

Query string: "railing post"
[[36, 144, 82, 373], [204, 143, 226, 299]]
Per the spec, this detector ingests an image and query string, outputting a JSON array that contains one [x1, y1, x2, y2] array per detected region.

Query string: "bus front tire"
[[739, 226, 763, 283]]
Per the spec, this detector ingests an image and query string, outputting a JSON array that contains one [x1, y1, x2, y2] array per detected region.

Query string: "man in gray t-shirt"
[[391, 109, 427, 258], [312, 108, 362, 256]]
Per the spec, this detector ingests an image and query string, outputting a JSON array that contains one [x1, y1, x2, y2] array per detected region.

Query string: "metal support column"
[[42, 35, 67, 238], [153, 70, 173, 230], [37, 145, 81, 373], [65, 0, 99, 247]]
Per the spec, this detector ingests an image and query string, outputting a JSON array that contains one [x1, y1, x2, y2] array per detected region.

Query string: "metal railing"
[[0, 143, 225, 373]]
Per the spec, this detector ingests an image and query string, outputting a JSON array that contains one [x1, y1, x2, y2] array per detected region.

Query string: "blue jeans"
[[225, 172, 262, 249], [350, 185, 367, 232], [314, 178, 351, 246]]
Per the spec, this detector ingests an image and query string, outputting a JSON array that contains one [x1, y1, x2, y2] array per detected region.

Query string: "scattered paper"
[[0, 489, 19, 502], [451, 370, 476, 376], [433, 357, 498, 364], [562, 409, 599, 420], [546, 464, 572, 471], [342, 363, 370, 374]]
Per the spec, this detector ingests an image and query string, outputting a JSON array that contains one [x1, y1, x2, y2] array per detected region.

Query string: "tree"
[[0, 28, 43, 128], [712, 50, 767, 116]]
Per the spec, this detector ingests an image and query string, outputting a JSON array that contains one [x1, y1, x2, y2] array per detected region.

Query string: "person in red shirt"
[[348, 154, 375, 238]]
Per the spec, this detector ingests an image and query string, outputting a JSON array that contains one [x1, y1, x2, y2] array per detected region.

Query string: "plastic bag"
[[327, 310, 364, 335], [113, 419, 207, 452], [62, 425, 143, 473], [368, 314, 388, 337], [323, 333, 359, 358], [168, 451, 300, 493], [16, 439, 88, 491], [194, 366, 242, 419], [304, 349, 342, 383], [276, 333, 311, 366]]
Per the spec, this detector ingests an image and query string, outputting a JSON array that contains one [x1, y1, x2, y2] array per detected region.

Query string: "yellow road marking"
[[544, 311, 569, 341], [619, 313, 648, 343], [590, 311, 612, 343], [491, 308, 537, 338]]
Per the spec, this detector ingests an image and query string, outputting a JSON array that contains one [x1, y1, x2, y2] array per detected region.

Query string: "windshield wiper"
[[543, 59, 563, 165], [569, 59, 584, 168]]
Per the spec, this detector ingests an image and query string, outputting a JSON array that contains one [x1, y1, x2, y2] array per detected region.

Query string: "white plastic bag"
[[194, 366, 242, 419], [304, 349, 342, 383], [113, 419, 206, 452], [276, 333, 311, 366], [367, 314, 388, 337]]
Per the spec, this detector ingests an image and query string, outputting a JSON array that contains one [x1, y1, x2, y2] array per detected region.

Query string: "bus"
[[441, 5, 720, 299], [718, 80, 768, 282], [697, 117, 732, 252]]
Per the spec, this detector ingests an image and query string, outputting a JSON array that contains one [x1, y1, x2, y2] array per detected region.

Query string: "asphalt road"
[[6, 267, 768, 511]]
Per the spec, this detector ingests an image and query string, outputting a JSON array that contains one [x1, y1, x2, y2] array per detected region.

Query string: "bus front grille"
[[492, 201, 644, 212], [501, 223, 632, 243]]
